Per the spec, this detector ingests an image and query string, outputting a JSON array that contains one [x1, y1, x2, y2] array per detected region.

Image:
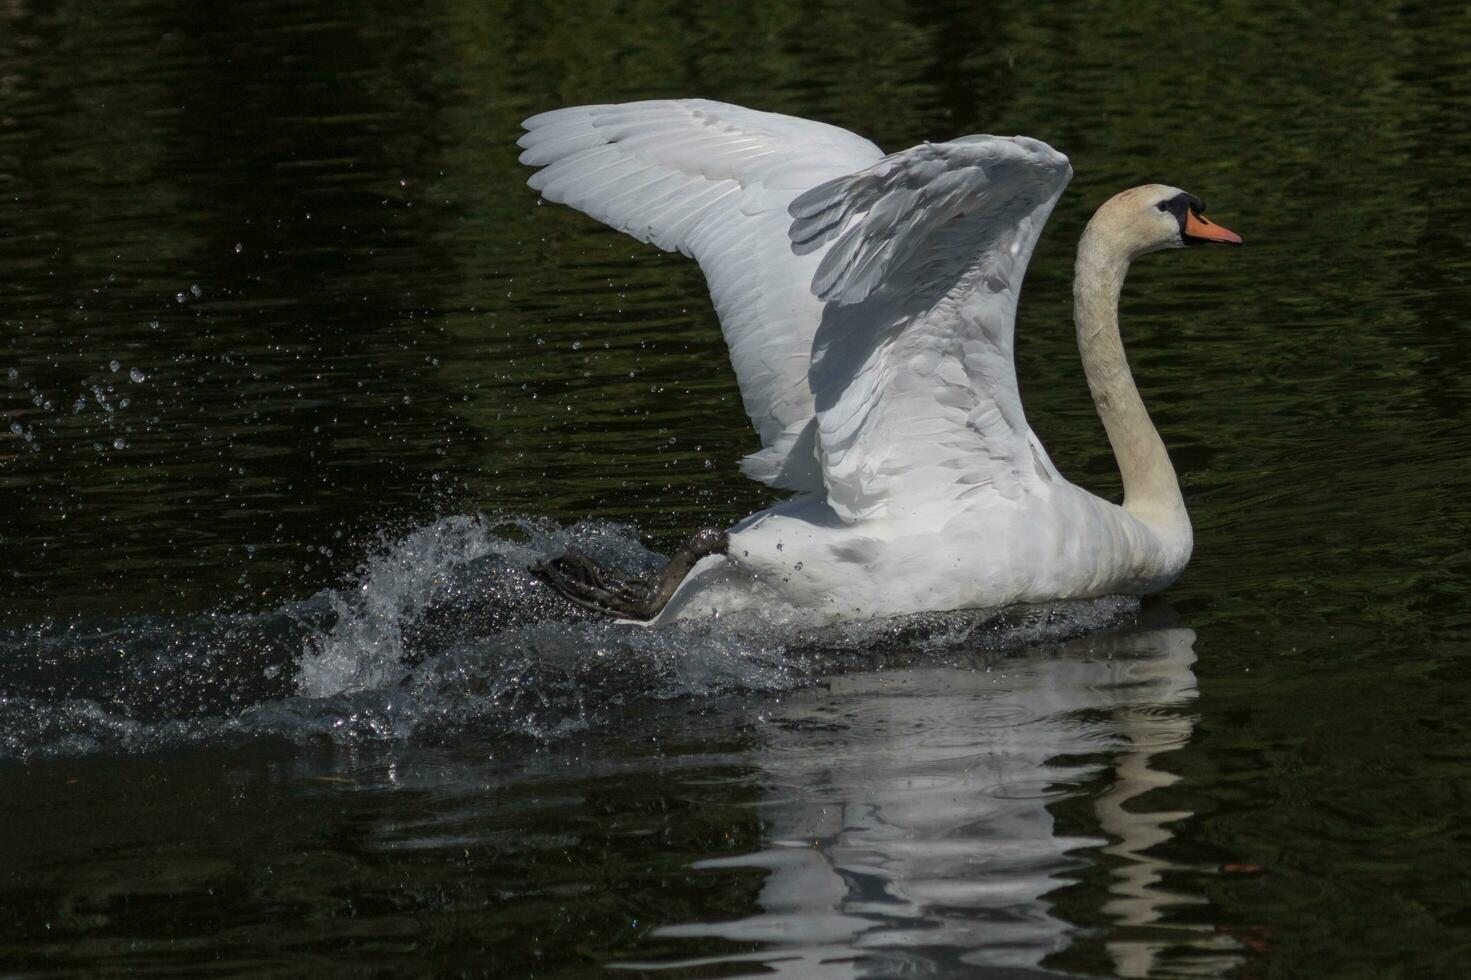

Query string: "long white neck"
[[1072, 227, 1190, 536]]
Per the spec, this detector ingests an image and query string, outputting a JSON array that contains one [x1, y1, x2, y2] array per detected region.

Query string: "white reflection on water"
[[625, 624, 1242, 978]]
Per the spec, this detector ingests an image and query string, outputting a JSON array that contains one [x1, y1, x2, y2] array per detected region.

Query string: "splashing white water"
[[0, 515, 1140, 759], [298, 515, 501, 698]]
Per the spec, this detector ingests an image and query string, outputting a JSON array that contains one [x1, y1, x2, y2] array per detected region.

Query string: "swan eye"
[[1156, 192, 1208, 232], [1156, 193, 1195, 219]]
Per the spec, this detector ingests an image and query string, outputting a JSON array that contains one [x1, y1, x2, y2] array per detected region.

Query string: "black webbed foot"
[[530, 549, 658, 618], [530, 528, 729, 621]]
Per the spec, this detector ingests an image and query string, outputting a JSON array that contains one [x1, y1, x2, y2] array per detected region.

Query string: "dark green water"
[[2, 0, 1470, 975]]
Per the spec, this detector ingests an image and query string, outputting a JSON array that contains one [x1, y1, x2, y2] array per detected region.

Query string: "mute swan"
[[519, 100, 1241, 625]]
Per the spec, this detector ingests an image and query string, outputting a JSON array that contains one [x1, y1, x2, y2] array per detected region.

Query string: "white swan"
[[520, 100, 1241, 625]]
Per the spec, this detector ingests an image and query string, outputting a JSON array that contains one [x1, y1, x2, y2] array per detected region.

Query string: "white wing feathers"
[[792, 137, 1072, 521], [790, 137, 1070, 306], [520, 101, 1072, 523], [519, 100, 883, 491]]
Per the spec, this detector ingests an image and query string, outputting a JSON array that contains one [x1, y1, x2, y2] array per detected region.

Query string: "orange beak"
[[1184, 209, 1243, 245]]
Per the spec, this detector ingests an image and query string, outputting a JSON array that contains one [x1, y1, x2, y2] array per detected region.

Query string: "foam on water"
[[0, 516, 1139, 761]]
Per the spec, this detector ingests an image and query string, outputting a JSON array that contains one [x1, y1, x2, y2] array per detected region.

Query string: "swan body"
[[518, 100, 1240, 625]]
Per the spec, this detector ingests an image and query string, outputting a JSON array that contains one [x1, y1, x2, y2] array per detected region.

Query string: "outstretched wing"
[[787, 136, 1072, 522], [519, 100, 883, 491]]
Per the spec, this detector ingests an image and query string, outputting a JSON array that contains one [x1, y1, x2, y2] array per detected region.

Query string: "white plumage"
[[519, 100, 1241, 624], [522, 100, 884, 490]]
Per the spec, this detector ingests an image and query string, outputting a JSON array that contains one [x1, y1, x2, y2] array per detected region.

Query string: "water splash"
[[0, 516, 1138, 761]]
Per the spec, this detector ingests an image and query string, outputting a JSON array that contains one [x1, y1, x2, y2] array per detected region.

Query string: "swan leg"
[[531, 528, 728, 621]]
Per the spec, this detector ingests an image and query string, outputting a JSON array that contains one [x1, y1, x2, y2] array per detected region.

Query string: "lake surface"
[[2, 0, 1470, 975]]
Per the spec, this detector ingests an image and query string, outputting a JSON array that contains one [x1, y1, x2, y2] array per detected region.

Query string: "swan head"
[[1087, 184, 1242, 259]]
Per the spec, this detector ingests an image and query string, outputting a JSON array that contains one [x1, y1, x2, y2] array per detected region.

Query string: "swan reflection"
[[630, 620, 1241, 977]]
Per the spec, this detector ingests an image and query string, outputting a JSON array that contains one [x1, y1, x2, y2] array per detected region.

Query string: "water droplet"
[[148, 319, 160, 329], [112, 437, 125, 449], [190, 284, 202, 297], [233, 242, 243, 254], [109, 360, 120, 373], [129, 367, 145, 383], [5, 368, 15, 381]]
